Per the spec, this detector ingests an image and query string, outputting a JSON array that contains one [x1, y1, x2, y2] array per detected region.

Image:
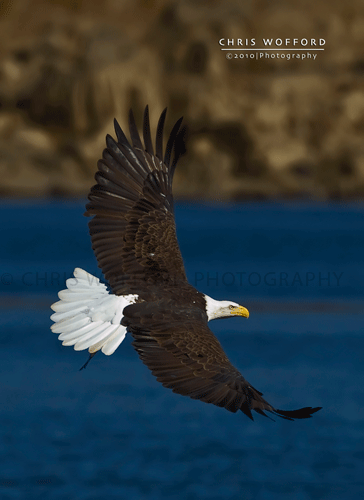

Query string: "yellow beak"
[[231, 305, 249, 318]]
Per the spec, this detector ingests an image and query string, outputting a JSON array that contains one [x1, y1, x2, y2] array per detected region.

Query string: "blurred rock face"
[[0, 0, 363, 199]]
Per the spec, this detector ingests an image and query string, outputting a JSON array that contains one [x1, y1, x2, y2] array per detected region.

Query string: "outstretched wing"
[[123, 302, 321, 421], [85, 106, 187, 295]]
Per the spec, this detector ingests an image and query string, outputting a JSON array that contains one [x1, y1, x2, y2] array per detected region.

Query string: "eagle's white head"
[[204, 295, 249, 322]]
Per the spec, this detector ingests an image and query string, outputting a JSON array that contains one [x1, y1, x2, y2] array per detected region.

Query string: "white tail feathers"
[[50, 268, 138, 355]]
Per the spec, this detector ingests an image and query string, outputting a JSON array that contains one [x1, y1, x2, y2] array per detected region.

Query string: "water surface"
[[0, 201, 363, 499]]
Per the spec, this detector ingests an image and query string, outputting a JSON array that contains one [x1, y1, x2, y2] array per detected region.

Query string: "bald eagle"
[[51, 107, 321, 421]]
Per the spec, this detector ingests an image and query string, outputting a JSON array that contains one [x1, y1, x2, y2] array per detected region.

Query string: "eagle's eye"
[[229, 305, 234, 310]]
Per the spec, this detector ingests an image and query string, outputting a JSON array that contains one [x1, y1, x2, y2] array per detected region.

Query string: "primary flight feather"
[[51, 106, 321, 421]]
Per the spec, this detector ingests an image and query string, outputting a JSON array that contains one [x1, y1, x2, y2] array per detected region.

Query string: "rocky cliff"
[[0, 0, 363, 200]]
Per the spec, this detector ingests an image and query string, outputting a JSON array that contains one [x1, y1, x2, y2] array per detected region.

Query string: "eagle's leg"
[[79, 351, 98, 371]]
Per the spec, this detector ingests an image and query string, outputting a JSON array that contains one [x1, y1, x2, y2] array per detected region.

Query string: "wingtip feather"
[[143, 105, 154, 155], [155, 108, 167, 160], [275, 406, 322, 420]]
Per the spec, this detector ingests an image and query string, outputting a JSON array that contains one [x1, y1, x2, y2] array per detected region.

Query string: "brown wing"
[[85, 106, 187, 295], [123, 301, 322, 421]]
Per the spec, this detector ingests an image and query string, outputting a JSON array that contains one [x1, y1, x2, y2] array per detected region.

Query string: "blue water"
[[1, 200, 363, 499]]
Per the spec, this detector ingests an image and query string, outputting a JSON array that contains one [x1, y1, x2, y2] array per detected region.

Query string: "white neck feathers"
[[204, 294, 228, 321]]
